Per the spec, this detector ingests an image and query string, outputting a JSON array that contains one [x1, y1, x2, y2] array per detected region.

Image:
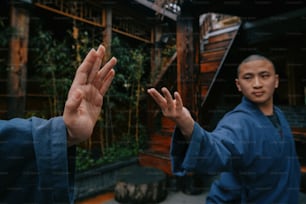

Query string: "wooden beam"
[[35, 1, 153, 44], [133, 0, 177, 21], [151, 52, 177, 87], [112, 27, 152, 44], [35, 2, 105, 28]]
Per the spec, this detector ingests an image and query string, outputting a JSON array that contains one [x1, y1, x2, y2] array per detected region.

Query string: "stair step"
[[201, 49, 226, 62], [139, 151, 172, 175], [148, 134, 171, 155], [207, 30, 237, 44], [199, 72, 217, 84], [200, 61, 220, 73], [161, 116, 176, 133], [204, 40, 232, 51]]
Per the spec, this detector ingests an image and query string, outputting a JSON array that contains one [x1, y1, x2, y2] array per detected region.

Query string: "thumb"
[[65, 89, 82, 115]]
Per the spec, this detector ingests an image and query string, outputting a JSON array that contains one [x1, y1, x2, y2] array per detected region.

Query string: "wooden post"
[[7, 3, 30, 118], [102, 6, 112, 152], [147, 24, 162, 136], [103, 7, 112, 60], [176, 1, 198, 116], [150, 24, 162, 83]]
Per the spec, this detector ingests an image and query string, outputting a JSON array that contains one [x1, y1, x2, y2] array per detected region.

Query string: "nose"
[[253, 76, 262, 88]]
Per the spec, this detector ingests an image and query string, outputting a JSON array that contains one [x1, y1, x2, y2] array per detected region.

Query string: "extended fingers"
[[93, 57, 117, 89], [161, 87, 175, 110], [87, 45, 105, 83], [99, 69, 115, 96], [148, 88, 184, 113], [73, 45, 105, 87], [147, 88, 167, 108], [174, 91, 183, 110], [72, 48, 97, 87]]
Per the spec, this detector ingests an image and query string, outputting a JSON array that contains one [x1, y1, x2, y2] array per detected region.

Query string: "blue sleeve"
[[170, 122, 207, 176], [0, 117, 75, 203], [171, 118, 250, 176]]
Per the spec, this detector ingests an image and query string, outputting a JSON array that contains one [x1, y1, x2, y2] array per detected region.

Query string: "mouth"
[[252, 91, 264, 97]]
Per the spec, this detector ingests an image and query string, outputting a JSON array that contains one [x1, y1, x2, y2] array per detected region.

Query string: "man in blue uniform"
[[147, 55, 301, 203], [0, 45, 117, 203]]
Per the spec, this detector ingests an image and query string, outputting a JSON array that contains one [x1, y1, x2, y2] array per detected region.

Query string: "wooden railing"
[[292, 127, 306, 143]]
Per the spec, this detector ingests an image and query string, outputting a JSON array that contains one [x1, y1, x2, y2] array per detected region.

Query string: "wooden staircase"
[[199, 26, 239, 103], [139, 116, 174, 175], [140, 23, 240, 176]]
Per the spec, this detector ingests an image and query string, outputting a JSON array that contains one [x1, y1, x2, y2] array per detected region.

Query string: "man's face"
[[235, 59, 279, 107]]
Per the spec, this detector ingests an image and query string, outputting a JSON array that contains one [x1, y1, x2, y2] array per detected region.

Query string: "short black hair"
[[237, 54, 275, 75]]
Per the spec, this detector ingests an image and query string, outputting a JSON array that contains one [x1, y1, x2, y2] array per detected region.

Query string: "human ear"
[[274, 74, 279, 88], [235, 78, 242, 92]]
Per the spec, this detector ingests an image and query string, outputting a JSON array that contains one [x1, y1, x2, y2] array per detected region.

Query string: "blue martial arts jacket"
[[171, 97, 301, 203], [0, 117, 75, 204]]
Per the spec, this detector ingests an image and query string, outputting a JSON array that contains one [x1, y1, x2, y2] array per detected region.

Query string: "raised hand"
[[147, 87, 184, 120], [63, 45, 116, 146], [147, 87, 194, 138]]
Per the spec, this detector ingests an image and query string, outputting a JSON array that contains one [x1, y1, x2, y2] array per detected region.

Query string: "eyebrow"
[[240, 70, 272, 76]]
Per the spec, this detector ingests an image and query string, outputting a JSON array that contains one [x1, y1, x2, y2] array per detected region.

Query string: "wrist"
[[174, 108, 194, 139], [66, 128, 80, 147], [66, 129, 74, 147]]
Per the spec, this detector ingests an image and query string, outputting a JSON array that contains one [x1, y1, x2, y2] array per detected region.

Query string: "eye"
[[243, 74, 252, 80], [260, 73, 270, 79]]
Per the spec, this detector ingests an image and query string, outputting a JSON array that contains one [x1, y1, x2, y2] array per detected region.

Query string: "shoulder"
[[273, 106, 285, 116], [216, 100, 264, 131], [220, 105, 257, 124]]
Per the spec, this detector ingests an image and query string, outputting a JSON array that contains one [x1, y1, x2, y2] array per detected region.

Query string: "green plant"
[[29, 19, 150, 170], [30, 28, 75, 117], [76, 147, 100, 172], [0, 19, 14, 47], [29, 22, 100, 117], [100, 36, 149, 154], [76, 143, 138, 172], [76, 126, 148, 172], [0, 19, 15, 76]]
